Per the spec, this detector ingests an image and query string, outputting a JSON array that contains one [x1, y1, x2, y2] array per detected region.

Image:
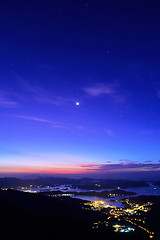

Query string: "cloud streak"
[[84, 82, 127, 104], [84, 83, 115, 97], [12, 114, 70, 129], [105, 128, 114, 136], [0, 98, 18, 107], [13, 115, 54, 124], [1, 155, 160, 175], [81, 162, 160, 173], [1, 162, 160, 175], [10, 114, 94, 133], [0, 90, 19, 108], [18, 78, 75, 107]]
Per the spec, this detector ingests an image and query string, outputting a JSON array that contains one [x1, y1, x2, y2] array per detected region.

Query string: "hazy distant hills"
[[0, 177, 150, 189], [0, 177, 74, 188], [71, 178, 149, 190]]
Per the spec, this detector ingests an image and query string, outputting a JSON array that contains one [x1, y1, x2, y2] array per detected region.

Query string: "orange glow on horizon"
[[0, 164, 98, 174], [1, 163, 159, 175]]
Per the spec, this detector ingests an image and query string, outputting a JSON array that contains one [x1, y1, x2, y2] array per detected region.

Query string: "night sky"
[[0, 0, 160, 179]]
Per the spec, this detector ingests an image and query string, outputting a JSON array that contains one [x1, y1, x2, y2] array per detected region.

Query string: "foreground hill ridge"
[[0, 189, 128, 240], [0, 189, 160, 240]]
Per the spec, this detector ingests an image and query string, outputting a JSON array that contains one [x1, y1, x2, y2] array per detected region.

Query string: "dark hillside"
[[0, 189, 154, 240]]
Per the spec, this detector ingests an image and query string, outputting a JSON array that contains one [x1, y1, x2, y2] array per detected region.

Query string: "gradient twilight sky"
[[0, 0, 160, 179]]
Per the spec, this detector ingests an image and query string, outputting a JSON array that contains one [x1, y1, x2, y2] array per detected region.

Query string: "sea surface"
[[17, 184, 160, 208]]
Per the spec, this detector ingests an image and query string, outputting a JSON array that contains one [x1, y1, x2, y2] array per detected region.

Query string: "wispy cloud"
[[1, 152, 160, 174], [30, 88, 66, 106], [84, 83, 115, 97], [52, 124, 70, 130], [0, 98, 18, 107], [84, 82, 127, 104], [12, 114, 70, 129], [105, 128, 114, 136], [1, 77, 75, 108], [118, 159, 133, 164], [1, 162, 160, 175], [76, 125, 95, 134], [13, 115, 53, 123], [18, 78, 75, 107], [11, 114, 93, 133], [0, 90, 19, 108]]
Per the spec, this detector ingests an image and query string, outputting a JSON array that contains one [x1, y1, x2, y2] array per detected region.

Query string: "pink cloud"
[[0, 98, 18, 107], [1, 162, 160, 175], [84, 83, 127, 105], [18, 78, 75, 107], [11, 114, 95, 134], [80, 162, 160, 173], [84, 83, 115, 97], [13, 115, 54, 124], [0, 90, 19, 108], [105, 128, 113, 136]]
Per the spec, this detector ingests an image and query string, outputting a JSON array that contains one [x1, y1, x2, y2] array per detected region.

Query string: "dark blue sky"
[[0, 0, 160, 179]]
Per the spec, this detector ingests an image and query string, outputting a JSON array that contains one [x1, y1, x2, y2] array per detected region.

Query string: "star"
[[76, 102, 80, 106]]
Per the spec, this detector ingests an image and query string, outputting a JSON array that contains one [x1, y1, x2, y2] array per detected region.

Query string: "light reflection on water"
[[71, 185, 160, 207], [18, 184, 160, 208], [72, 195, 123, 208]]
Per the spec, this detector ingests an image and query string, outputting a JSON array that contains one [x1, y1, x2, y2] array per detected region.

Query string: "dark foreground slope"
[[0, 189, 93, 240], [0, 189, 152, 240]]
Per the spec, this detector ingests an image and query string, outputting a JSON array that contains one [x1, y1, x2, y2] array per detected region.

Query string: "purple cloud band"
[[81, 162, 160, 173]]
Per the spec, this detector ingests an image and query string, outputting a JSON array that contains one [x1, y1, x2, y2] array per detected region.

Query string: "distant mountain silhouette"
[[0, 177, 149, 189]]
